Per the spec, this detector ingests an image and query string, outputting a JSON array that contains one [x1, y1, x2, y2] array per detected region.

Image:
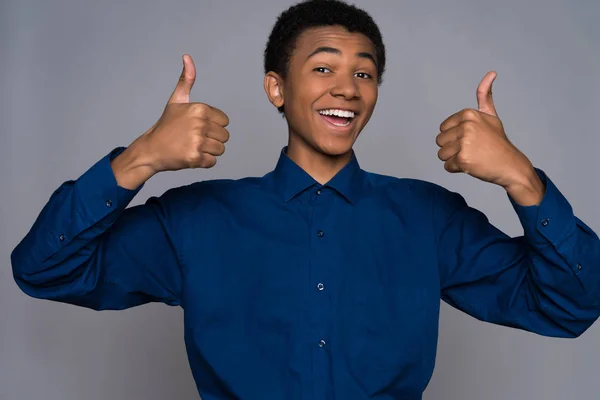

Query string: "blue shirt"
[[11, 146, 600, 400]]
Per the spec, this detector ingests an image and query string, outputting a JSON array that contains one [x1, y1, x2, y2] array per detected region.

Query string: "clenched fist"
[[142, 54, 230, 171], [112, 54, 230, 189], [435, 71, 545, 206]]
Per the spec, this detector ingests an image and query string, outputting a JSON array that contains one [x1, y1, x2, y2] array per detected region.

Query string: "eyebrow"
[[306, 46, 377, 67]]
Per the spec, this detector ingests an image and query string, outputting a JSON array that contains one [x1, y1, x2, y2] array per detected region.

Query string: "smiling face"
[[264, 25, 379, 160]]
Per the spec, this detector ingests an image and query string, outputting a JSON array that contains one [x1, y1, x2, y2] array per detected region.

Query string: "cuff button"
[[541, 218, 550, 227]]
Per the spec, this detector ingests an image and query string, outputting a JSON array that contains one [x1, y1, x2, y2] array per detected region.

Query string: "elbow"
[[11, 247, 44, 299], [559, 309, 600, 339], [565, 320, 595, 339], [10, 242, 36, 288], [10, 242, 111, 311], [10, 241, 69, 300], [570, 294, 600, 338]]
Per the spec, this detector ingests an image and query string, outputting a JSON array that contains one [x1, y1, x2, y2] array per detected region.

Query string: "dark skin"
[[263, 26, 543, 205], [264, 26, 379, 184], [112, 25, 543, 206]]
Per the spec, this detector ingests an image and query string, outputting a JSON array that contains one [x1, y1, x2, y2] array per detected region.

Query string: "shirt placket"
[[307, 186, 334, 400]]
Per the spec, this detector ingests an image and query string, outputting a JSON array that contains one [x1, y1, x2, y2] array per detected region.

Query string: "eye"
[[314, 67, 331, 73], [355, 72, 373, 80]]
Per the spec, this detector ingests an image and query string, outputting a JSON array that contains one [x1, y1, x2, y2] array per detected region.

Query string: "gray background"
[[1, 0, 599, 399]]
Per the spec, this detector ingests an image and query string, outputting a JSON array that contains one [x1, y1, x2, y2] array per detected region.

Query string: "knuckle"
[[461, 120, 476, 132], [185, 152, 201, 168], [462, 108, 478, 119], [193, 119, 207, 133], [456, 151, 469, 165], [191, 133, 205, 149], [459, 134, 471, 146], [193, 103, 209, 118]]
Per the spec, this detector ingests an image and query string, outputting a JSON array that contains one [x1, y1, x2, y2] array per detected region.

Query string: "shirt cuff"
[[508, 168, 576, 247], [74, 147, 144, 225]]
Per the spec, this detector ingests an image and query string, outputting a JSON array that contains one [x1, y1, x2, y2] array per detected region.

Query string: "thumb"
[[168, 54, 196, 104], [476, 71, 498, 117]]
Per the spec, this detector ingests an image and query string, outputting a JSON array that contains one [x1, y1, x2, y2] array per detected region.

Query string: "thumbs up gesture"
[[435, 72, 538, 191], [140, 54, 230, 172]]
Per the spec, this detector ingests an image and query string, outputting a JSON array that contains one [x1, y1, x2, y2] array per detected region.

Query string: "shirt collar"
[[271, 146, 366, 205]]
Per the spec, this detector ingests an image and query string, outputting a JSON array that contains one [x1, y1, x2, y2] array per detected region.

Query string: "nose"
[[330, 74, 360, 100]]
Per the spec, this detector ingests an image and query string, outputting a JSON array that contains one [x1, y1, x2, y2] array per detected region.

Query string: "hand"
[[435, 71, 535, 189], [139, 54, 230, 172]]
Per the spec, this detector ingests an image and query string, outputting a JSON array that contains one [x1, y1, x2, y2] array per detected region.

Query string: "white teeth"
[[318, 109, 355, 119], [331, 120, 351, 127]]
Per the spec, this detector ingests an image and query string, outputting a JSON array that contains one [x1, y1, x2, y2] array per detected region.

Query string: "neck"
[[286, 135, 353, 185]]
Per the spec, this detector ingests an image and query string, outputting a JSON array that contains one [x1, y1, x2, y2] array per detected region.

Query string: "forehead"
[[293, 26, 375, 56]]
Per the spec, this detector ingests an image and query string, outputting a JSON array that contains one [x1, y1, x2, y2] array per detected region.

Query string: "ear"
[[264, 72, 285, 109]]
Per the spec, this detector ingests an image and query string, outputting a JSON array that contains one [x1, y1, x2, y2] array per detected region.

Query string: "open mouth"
[[318, 109, 356, 127]]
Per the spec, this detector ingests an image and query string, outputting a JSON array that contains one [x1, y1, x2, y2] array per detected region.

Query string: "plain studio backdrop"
[[1, 0, 599, 399]]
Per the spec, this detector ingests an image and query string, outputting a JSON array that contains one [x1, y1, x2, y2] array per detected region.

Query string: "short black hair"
[[264, 0, 386, 113]]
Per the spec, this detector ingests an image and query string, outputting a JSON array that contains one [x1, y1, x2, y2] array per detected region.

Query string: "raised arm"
[[434, 71, 600, 337], [11, 54, 230, 310]]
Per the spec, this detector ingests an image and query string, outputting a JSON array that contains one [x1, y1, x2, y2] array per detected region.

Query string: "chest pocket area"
[[339, 281, 439, 393], [351, 282, 436, 348]]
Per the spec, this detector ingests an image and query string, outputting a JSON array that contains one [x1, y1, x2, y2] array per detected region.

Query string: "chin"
[[315, 138, 356, 157]]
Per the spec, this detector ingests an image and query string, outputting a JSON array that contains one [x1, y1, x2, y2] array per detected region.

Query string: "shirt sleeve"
[[436, 168, 600, 338], [11, 147, 184, 311]]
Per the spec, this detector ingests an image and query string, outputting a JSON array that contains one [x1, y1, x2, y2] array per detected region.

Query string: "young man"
[[11, 0, 600, 399]]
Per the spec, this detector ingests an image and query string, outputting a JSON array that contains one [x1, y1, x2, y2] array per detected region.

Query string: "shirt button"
[[317, 230, 324, 238], [105, 199, 113, 208], [317, 282, 325, 291], [541, 218, 550, 227], [577, 263, 582, 271], [316, 189, 322, 196], [318, 339, 326, 348], [59, 233, 65, 241]]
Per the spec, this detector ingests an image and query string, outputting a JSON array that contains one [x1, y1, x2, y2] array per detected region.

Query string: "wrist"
[[110, 139, 158, 190], [504, 167, 545, 206]]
